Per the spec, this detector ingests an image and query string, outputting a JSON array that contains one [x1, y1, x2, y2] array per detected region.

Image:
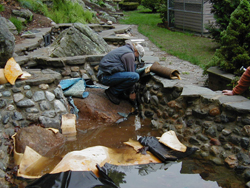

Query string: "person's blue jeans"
[[99, 72, 139, 96]]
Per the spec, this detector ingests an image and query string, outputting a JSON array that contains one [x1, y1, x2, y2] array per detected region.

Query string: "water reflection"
[[103, 162, 220, 188]]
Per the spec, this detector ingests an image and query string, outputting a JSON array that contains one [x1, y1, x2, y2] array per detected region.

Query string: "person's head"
[[133, 43, 145, 63]]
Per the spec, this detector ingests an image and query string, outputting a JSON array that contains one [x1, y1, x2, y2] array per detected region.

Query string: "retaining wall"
[[137, 74, 250, 185]]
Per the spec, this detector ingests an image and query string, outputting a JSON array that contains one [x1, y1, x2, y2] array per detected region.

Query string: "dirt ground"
[[1, 0, 52, 44]]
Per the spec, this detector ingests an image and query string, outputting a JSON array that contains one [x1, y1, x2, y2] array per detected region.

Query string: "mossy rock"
[[119, 2, 139, 10]]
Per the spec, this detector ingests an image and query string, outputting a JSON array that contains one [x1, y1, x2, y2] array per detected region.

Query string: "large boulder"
[[14, 125, 66, 157], [12, 9, 33, 20], [0, 17, 15, 67], [48, 23, 111, 57], [6, 19, 18, 35], [74, 88, 133, 130]]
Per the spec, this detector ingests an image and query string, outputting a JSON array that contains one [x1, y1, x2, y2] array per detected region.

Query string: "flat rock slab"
[[74, 88, 133, 130], [181, 85, 215, 97], [24, 69, 62, 86], [221, 99, 250, 113]]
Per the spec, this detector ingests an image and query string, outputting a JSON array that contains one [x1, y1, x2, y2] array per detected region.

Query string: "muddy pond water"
[[15, 115, 245, 188]]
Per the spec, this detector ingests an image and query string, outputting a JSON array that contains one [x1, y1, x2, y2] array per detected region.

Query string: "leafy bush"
[[141, 0, 161, 13], [97, 0, 105, 6], [208, 0, 250, 74], [154, 0, 170, 25], [0, 4, 4, 12], [47, 0, 93, 24], [18, 0, 49, 15], [9, 17, 23, 34], [207, 0, 240, 43], [119, 2, 139, 11]]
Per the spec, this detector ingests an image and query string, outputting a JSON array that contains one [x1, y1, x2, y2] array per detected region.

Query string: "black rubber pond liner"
[[138, 136, 198, 162], [26, 170, 118, 188]]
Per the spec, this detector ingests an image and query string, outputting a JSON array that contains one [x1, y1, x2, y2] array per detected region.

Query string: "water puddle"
[[14, 115, 245, 187]]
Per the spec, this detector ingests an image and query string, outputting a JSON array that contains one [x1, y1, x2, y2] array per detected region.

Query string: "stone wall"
[[0, 78, 69, 188], [137, 74, 250, 184], [1, 61, 250, 187]]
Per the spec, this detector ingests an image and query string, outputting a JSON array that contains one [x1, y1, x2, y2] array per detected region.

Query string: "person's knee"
[[131, 73, 140, 83]]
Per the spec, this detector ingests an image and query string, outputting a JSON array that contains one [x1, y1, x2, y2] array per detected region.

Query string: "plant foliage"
[[9, 17, 23, 34], [141, 0, 161, 13], [18, 0, 49, 15], [17, 0, 94, 24], [47, 0, 93, 24], [97, 0, 105, 6], [0, 4, 4, 12], [209, 0, 250, 74], [207, 0, 241, 43], [119, 2, 139, 11]]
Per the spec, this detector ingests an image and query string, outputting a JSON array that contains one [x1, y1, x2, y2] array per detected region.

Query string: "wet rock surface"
[[74, 88, 133, 130], [14, 126, 66, 157]]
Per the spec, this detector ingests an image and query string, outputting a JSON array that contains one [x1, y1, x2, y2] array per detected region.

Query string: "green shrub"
[[141, 0, 161, 13], [155, 0, 169, 25], [9, 17, 23, 34], [208, 0, 250, 74], [119, 2, 139, 11], [48, 0, 93, 24], [0, 4, 4, 12], [207, 0, 241, 43], [18, 0, 49, 15], [97, 0, 105, 6]]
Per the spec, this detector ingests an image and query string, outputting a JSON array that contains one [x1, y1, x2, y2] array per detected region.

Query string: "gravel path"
[[130, 25, 208, 87]]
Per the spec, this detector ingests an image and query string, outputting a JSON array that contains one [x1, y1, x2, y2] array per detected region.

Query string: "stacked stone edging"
[[137, 74, 250, 184], [0, 78, 70, 187]]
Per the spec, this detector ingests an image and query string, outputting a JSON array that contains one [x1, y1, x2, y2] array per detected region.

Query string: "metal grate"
[[44, 33, 51, 47]]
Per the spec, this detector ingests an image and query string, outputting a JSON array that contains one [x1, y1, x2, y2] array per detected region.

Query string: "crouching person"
[[97, 42, 145, 105]]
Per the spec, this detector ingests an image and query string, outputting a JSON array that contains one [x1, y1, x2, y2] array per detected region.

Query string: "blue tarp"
[[59, 78, 89, 98]]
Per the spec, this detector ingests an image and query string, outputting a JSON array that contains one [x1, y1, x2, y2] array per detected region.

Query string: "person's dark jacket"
[[97, 43, 135, 77]]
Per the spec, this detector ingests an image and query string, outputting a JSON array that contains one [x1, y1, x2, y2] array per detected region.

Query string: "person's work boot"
[[105, 89, 120, 105]]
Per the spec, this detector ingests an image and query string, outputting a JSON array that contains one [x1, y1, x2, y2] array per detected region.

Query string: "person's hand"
[[222, 90, 234, 96], [129, 92, 136, 100]]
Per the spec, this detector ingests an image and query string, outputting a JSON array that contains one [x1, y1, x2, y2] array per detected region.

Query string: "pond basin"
[[13, 115, 245, 188]]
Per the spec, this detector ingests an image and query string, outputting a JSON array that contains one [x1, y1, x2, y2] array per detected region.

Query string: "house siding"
[[172, 0, 215, 33]]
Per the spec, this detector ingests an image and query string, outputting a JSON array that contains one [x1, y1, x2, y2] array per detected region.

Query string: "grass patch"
[[0, 4, 4, 12], [119, 6, 219, 70], [9, 17, 23, 34], [182, 71, 190, 75]]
